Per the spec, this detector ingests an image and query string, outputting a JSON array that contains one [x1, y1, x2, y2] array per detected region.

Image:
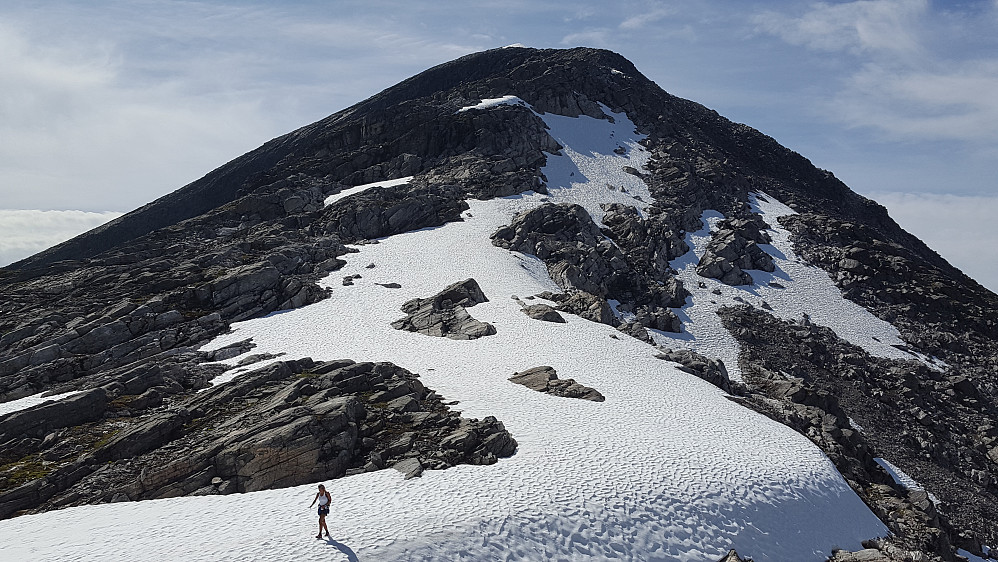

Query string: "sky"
[[0, 0, 996, 291]]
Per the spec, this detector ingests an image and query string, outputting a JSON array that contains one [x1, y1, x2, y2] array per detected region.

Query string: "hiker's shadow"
[[325, 538, 359, 562]]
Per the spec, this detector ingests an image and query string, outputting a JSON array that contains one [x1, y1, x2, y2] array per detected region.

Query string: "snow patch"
[[323, 176, 413, 207], [457, 95, 528, 113], [874, 457, 941, 505], [0, 390, 82, 417]]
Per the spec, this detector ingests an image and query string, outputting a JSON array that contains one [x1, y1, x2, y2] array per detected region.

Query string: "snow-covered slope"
[[0, 103, 893, 562]]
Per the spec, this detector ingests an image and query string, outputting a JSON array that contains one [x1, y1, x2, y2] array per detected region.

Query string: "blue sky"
[[1, 0, 996, 290]]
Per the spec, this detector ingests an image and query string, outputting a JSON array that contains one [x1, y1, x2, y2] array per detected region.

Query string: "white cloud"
[[832, 60, 998, 141], [619, 6, 675, 30], [560, 30, 611, 47], [752, 0, 926, 56], [0, 209, 123, 267], [752, 0, 998, 145], [870, 192, 998, 294], [0, 4, 486, 213]]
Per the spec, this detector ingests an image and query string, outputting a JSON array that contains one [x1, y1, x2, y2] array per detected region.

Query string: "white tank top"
[[318, 494, 329, 506]]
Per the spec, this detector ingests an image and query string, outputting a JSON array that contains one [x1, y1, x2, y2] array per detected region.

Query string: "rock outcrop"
[[508, 366, 604, 402], [0, 358, 516, 517], [655, 348, 732, 393], [391, 278, 496, 340], [697, 216, 775, 285], [492, 203, 686, 337]]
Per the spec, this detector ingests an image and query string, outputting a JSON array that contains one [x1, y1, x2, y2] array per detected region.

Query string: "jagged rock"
[[493, 203, 687, 326], [716, 550, 749, 562], [391, 278, 496, 340], [539, 291, 618, 326], [697, 216, 775, 286], [521, 304, 566, 323], [0, 388, 109, 443], [827, 549, 887, 561], [509, 366, 604, 402], [616, 321, 653, 343], [0, 358, 517, 516], [655, 348, 732, 393]]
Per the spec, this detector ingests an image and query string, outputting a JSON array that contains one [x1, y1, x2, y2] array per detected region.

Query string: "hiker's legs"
[[320, 515, 330, 536]]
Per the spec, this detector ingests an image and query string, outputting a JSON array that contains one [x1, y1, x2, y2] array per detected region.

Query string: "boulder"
[[391, 279, 496, 340], [521, 304, 566, 323], [509, 366, 604, 402]]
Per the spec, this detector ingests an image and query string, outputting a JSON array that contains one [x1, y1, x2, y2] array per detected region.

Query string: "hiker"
[[309, 484, 332, 539]]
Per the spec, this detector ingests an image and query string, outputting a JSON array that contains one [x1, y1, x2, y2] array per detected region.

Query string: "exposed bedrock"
[[720, 305, 997, 557], [519, 303, 567, 323], [391, 278, 496, 340], [655, 348, 732, 394], [508, 366, 604, 402], [696, 216, 775, 286], [492, 202, 687, 340], [0, 359, 516, 518]]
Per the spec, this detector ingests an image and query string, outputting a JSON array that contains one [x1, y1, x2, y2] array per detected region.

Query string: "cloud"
[[560, 30, 611, 47], [869, 192, 998, 294], [619, 6, 675, 30], [0, 210, 123, 267], [0, 3, 487, 213], [832, 60, 998, 141], [752, 0, 926, 56], [752, 0, 998, 145]]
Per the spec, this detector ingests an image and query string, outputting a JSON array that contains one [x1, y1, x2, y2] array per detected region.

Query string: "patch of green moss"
[[109, 394, 138, 410], [0, 454, 53, 492], [90, 429, 120, 450]]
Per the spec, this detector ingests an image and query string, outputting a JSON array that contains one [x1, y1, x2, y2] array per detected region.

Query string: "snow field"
[[0, 102, 891, 561]]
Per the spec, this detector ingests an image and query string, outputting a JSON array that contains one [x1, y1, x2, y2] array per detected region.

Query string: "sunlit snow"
[[323, 176, 413, 207], [457, 95, 528, 113], [0, 390, 81, 416]]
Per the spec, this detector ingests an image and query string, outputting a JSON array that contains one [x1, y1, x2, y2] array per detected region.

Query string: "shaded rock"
[[509, 366, 604, 402], [391, 278, 496, 340], [655, 348, 732, 393], [1, 358, 517, 516], [716, 550, 749, 562], [521, 304, 566, 323], [539, 291, 618, 326], [697, 216, 775, 286]]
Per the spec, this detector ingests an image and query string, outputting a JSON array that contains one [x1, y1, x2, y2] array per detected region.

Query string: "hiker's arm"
[[309, 493, 317, 507]]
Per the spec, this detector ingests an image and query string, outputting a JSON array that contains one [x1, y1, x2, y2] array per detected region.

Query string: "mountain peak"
[[1, 48, 996, 561]]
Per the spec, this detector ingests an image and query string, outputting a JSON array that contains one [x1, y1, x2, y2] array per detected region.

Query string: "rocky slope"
[[1, 47, 996, 560]]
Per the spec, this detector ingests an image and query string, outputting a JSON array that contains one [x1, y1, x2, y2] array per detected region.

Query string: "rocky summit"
[[1, 47, 996, 562]]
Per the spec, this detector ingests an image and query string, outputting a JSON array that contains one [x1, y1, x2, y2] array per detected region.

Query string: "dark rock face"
[[492, 203, 631, 297], [508, 366, 604, 402], [720, 305, 995, 557], [697, 216, 775, 285], [492, 203, 687, 336], [0, 358, 515, 517], [391, 278, 496, 340]]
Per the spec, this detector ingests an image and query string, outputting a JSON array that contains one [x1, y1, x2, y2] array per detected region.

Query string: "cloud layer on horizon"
[[0, 209, 123, 267]]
